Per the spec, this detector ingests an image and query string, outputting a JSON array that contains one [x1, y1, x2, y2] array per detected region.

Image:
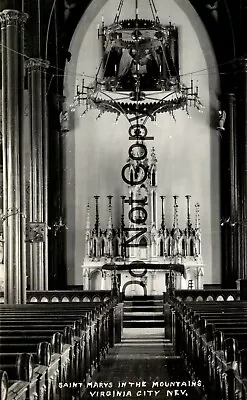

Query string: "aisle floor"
[[82, 328, 202, 400]]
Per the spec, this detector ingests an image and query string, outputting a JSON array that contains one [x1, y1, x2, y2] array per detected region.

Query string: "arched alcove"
[[64, 0, 220, 286], [139, 236, 148, 260], [122, 280, 147, 297]]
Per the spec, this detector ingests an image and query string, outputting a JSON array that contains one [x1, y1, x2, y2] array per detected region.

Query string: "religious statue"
[[64, 0, 76, 22], [194, 228, 201, 257], [217, 110, 226, 131], [205, 0, 218, 21], [171, 228, 182, 256], [59, 110, 69, 133]]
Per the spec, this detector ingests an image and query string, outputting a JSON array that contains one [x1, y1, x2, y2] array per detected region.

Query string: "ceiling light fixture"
[[71, 0, 203, 124]]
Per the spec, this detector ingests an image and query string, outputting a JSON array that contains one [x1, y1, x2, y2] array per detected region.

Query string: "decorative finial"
[[173, 196, 179, 228], [85, 203, 91, 257], [120, 196, 126, 235], [86, 202, 90, 231], [160, 196, 166, 232], [150, 147, 157, 164], [107, 195, 113, 231], [195, 202, 200, 229], [185, 195, 192, 235], [94, 195, 100, 235]]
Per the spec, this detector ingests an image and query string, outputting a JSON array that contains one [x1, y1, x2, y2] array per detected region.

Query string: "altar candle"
[[191, 79, 193, 92]]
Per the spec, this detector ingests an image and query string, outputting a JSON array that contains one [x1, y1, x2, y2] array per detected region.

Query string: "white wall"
[[64, 0, 220, 285]]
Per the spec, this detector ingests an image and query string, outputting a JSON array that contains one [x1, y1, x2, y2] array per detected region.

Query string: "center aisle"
[[82, 328, 203, 400]]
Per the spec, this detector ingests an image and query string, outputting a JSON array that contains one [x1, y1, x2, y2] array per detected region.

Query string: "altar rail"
[[166, 288, 240, 302], [0, 290, 112, 304]]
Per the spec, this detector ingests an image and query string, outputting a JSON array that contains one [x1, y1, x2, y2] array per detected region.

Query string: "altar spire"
[[195, 202, 201, 229], [107, 195, 113, 232], [94, 195, 100, 236], [173, 195, 179, 229]]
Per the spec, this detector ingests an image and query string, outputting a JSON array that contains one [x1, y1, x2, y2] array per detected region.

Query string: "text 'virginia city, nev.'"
[[59, 380, 202, 397]]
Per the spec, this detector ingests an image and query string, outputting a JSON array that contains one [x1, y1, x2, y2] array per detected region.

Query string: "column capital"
[[0, 10, 28, 27], [226, 92, 236, 104], [25, 58, 50, 71], [238, 57, 247, 71]]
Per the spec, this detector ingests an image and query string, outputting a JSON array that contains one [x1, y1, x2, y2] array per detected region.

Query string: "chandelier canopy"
[[72, 0, 203, 122]]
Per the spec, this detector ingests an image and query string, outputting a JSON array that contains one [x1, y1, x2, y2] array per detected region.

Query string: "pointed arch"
[[113, 235, 120, 257], [93, 238, 97, 257], [138, 235, 148, 259], [151, 167, 156, 186], [181, 237, 187, 256], [160, 238, 164, 256], [165, 236, 171, 256], [139, 236, 148, 247], [101, 237, 105, 256]]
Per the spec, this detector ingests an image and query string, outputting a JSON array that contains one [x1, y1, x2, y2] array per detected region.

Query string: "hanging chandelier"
[[71, 0, 203, 122]]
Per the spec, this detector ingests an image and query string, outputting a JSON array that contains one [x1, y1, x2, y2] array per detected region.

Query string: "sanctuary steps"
[[123, 295, 164, 328]]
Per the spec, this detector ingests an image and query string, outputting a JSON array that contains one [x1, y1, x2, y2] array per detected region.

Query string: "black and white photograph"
[[0, 0, 246, 399]]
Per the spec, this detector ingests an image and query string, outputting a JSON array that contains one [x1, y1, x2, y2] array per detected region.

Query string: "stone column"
[[0, 10, 28, 304], [227, 93, 239, 282], [237, 59, 247, 279], [43, 66, 49, 290], [26, 58, 49, 290]]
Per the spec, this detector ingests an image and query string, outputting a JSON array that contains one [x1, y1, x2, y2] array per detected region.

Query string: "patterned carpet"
[[81, 328, 203, 400]]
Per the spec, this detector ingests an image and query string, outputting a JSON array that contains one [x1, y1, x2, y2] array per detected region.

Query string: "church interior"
[[0, 0, 247, 399]]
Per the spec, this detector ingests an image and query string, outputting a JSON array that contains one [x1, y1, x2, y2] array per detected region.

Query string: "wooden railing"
[[165, 288, 240, 302], [0, 290, 112, 304]]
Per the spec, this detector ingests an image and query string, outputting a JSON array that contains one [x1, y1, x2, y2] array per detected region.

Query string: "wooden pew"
[[0, 300, 123, 400], [168, 298, 247, 400], [0, 308, 100, 398], [0, 303, 106, 375]]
